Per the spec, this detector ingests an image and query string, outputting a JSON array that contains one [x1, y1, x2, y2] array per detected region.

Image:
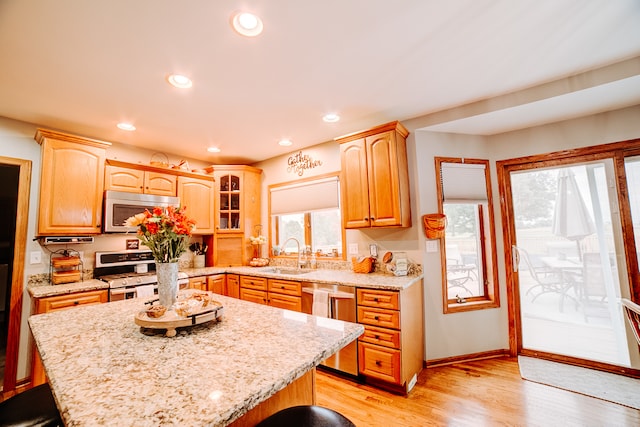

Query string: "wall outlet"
[[425, 240, 438, 253], [348, 243, 359, 255], [30, 251, 42, 264]]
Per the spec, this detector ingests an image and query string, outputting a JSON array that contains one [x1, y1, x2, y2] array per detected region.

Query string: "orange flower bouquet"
[[125, 206, 196, 263]]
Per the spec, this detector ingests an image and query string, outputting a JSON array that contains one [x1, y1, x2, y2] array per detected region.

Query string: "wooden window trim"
[[435, 157, 500, 314]]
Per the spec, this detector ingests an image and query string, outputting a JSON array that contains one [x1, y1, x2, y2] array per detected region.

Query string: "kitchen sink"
[[268, 267, 311, 275]]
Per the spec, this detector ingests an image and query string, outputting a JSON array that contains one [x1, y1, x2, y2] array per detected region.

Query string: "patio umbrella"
[[552, 168, 595, 259]]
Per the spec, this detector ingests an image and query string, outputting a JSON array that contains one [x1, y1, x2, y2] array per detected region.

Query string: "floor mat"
[[518, 355, 640, 410]]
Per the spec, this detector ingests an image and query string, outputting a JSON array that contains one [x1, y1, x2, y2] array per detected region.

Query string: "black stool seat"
[[0, 383, 63, 427], [256, 405, 355, 427]]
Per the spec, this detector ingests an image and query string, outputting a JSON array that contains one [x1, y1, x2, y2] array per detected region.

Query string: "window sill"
[[445, 298, 499, 314]]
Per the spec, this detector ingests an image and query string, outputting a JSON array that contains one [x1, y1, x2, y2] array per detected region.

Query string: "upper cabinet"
[[177, 176, 215, 234], [337, 121, 411, 229], [211, 165, 261, 234], [105, 164, 176, 196], [35, 129, 110, 235], [207, 165, 261, 266]]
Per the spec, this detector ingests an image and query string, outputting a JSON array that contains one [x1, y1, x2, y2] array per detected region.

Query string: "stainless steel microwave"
[[103, 190, 180, 233]]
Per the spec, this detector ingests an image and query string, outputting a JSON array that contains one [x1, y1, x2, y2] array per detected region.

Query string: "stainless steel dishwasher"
[[301, 283, 358, 376]]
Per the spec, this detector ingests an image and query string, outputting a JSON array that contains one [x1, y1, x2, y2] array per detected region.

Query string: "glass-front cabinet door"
[[217, 173, 242, 232]]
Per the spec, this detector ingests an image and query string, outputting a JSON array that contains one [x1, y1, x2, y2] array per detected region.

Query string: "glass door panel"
[[511, 160, 630, 366], [624, 156, 640, 272]]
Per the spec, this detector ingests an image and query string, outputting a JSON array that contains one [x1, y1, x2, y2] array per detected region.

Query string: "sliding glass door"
[[510, 160, 630, 365]]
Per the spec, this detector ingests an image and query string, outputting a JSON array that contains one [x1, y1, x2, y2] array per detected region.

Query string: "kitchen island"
[[28, 293, 363, 426]]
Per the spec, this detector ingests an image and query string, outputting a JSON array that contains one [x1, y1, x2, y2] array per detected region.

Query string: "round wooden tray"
[[134, 294, 224, 337]]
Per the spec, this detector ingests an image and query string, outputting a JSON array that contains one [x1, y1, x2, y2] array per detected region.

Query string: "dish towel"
[[136, 285, 155, 299], [312, 289, 331, 317]]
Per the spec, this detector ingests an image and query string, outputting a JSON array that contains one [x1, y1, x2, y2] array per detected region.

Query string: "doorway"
[[498, 140, 640, 372], [0, 164, 19, 388], [0, 157, 31, 394]]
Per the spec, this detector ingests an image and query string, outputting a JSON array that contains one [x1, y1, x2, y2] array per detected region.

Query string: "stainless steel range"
[[95, 250, 189, 301]]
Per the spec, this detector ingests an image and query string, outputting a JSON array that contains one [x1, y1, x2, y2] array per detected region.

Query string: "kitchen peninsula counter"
[[29, 294, 363, 426]]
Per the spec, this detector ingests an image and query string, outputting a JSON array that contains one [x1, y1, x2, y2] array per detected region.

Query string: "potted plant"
[[189, 242, 208, 268]]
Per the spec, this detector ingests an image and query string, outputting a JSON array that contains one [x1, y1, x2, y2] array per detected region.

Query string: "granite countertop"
[[29, 294, 364, 426], [29, 267, 423, 298]]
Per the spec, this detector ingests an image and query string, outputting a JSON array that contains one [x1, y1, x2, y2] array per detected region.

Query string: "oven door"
[[109, 279, 189, 302], [109, 286, 139, 302]]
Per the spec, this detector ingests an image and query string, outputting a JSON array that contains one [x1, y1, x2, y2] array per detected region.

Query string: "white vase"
[[193, 254, 205, 268], [156, 262, 179, 308]]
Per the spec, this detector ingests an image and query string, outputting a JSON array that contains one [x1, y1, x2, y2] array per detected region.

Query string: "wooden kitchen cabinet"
[[105, 164, 177, 196], [356, 284, 423, 394], [208, 165, 261, 266], [188, 276, 207, 291], [31, 289, 108, 386], [239, 275, 302, 312], [337, 121, 411, 229], [35, 129, 110, 235], [207, 273, 239, 298], [178, 176, 215, 234]]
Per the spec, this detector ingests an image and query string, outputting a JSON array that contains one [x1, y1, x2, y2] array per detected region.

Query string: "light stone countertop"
[[29, 294, 364, 426]]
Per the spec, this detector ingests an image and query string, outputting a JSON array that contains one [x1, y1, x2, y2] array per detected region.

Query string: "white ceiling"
[[0, 1, 639, 164]]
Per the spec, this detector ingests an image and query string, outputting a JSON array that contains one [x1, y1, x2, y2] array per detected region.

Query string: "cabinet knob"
[[374, 316, 379, 320], [364, 217, 369, 221], [370, 217, 375, 221], [373, 297, 378, 302], [375, 360, 382, 366], [374, 334, 380, 340], [74, 301, 79, 305]]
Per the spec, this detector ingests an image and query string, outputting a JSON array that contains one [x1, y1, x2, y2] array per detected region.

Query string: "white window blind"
[[270, 176, 340, 215], [441, 162, 488, 203]]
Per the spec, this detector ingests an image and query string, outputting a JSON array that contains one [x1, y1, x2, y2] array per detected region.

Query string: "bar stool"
[[0, 383, 63, 426], [256, 405, 355, 427]]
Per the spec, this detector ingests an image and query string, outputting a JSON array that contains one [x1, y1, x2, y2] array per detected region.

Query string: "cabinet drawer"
[[37, 290, 108, 313], [240, 288, 267, 305], [359, 325, 401, 349], [357, 288, 399, 310], [357, 306, 400, 329], [358, 342, 401, 384], [269, 293, 301, 312], [268, 279, 301, 297], [240, 276, 267, 291]]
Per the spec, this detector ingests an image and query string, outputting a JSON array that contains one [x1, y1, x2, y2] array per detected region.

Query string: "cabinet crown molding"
[[35, 128, 112, 149], [334, 121, 409, 144]]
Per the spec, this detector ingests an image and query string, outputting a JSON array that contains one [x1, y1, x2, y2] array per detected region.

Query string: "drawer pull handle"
[[375, 360, 382, 366]]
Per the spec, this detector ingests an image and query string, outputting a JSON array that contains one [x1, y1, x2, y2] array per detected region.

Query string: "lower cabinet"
[[31, 289, 108, 386], [207, 274, 239, 298], [356, 284, 424, 394], [188, 276, 207, 291], [239, 275, 301, 312]]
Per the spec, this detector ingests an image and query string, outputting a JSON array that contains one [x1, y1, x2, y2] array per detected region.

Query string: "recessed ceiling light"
[[167, 74, 193, 89], [278, 139, 293, 147], [117, 123, 136, 131], [231, 12, 264, 37], [207, 147, 221, 153], [322, 113, 340, 123]]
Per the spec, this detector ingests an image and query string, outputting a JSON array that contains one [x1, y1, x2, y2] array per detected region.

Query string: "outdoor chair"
[[514, 246, 578, 311]]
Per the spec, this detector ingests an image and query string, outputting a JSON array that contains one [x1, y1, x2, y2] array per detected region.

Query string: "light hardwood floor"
[[315, 356, 640, 426]]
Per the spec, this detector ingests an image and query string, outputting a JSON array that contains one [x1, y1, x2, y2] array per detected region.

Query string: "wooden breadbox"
[[50, 250, 83, 285]]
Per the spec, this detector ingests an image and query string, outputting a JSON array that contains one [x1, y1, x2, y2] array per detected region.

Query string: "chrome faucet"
[[281, 237, 303, 269]]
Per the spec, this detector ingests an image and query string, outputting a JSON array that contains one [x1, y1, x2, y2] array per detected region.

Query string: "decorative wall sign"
[[287, 151, 322, 176]]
